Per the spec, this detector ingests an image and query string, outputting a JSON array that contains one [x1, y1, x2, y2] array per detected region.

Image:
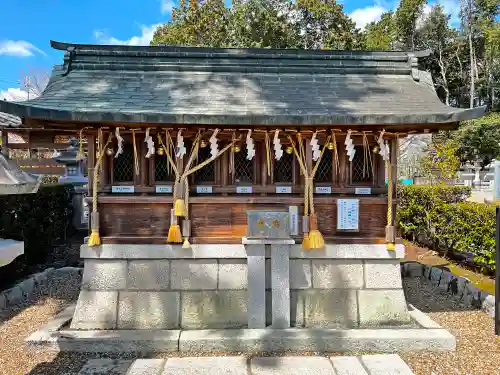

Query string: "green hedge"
[[0, 184, 74, 265], [397, 185, 496, 273]]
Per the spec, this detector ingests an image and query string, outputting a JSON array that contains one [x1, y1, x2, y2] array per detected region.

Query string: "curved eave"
[[0, 100, 487, 127]]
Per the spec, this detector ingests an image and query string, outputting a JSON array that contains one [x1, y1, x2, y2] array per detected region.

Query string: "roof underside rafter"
[[0, 41, 487, 129]]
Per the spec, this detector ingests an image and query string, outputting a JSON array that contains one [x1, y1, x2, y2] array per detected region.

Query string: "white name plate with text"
[[315, 186, 332, 194], [155, 185, 173, 193], [337, 199, 360, 231], [355, 187, 372, 195], [112, 186, 135, 193], [196, 186, 213, 194], [236, 186, 253, 194], [276, 186, 292, 194], [289, 205, 299, 235]]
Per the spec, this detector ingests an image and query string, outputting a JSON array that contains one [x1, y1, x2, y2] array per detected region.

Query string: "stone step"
[[76, 355, 415, 375]]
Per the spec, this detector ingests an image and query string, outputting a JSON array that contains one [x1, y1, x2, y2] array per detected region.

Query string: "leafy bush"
[[40, 175, 60, 185], [397, 185, 496, 273], [0, 184, 74, 264]]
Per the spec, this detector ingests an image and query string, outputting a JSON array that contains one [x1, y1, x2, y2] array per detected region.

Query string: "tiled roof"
[[0, 41, 486, 126]]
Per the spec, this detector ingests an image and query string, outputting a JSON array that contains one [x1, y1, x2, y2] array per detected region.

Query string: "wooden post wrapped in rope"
[[158, 131, 182, 243], [288, 134, 331, 250], [88, 130, 113, 247]]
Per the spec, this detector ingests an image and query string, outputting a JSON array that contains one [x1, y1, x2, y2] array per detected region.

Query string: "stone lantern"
[[52, 138, 89, 230], [53, 138, 88, 184]]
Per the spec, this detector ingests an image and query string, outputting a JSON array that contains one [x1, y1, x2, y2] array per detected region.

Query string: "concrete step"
[[76, 355, 415, 374]]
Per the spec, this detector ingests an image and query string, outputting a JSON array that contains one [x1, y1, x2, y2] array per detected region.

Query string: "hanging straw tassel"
[[265, 131, 271, 176], [167, 208, 182, 243], [385, 139, 396, 251], [175, 131, 202, 217], [158, 132, 182, 243], [182, 179, 191, 248], [302, 178, 311, 250], [88, 130, 113, 247], [132, 129, 139, 176], [76, 127, 88, 161], [307, 137, 331, 249]]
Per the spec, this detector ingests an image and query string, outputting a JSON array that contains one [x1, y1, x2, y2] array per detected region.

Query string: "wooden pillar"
[[389, 138, 398, 227], [140, 132, 148, 192], [260, 142, 268, 196]]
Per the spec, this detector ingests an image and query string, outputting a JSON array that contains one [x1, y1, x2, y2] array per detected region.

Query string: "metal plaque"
[[315, 186, 332, 194], [247, 210, 291, 239], [155, 185, 173, 193], [236, 186, 253, 194], [276, 186, 292, 194], [355, 187, 371, 195], [196, 186, 213, 194], [112, 186, 135, 193]]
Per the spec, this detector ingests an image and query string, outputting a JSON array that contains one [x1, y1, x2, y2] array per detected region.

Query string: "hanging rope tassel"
[[385, 139, 395, 251], [306, 136, 330, 250], [132, 129, 139, 176], [265, 131, 271, 177], [158, 132, 182, 243], [76, 127, 88, 161], [88, 130, 113, 247], [175, 131, 202, 217], [182, 179, 191, 249]]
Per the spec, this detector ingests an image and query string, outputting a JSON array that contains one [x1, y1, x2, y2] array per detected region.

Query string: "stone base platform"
[[26, 304, 455, 354]]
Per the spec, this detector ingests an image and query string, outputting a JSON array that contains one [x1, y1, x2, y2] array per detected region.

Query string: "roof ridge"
[[50, 40, 430, 58]]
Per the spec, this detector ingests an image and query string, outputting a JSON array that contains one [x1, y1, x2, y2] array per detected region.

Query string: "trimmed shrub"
[[0, 184, 74, 264], [397, 185, 495, 273]]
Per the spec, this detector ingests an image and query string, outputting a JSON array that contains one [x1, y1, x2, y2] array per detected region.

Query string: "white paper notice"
[[289, 206, 299, 235], [337, 199, 359, 230]]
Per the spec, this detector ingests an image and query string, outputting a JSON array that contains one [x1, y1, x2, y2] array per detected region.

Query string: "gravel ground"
[[0, 270, 498, 375]]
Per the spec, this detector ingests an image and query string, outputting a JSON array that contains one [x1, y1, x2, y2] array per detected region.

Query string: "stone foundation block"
[[218, 260, 247, 289], [181, 290, 247, 329], [117, 291, 179, 329], [82, 260, 127, 290], [266, 290, 303, 327], [299, 290, 358, 328], [171, 260, 217, 290], [127, 260, 170, 290], [364, 261, 403, 289], [70, 291, 118, 329], [358, 289, 411, 327], [312, 260, 363, 289], [290, 260, 312, 289]]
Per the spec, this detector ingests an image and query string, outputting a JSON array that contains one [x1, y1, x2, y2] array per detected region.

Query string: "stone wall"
[[71, 244, 411, 330]]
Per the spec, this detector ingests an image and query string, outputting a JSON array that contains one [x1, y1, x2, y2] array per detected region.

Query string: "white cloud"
[[0, 40, 46, 57], [94, 24, 162, 46], [0, 88, 29, 101], [349, 0, 460, 30], [435, 0, 460, 26], [349, 5, 386, 30], [161, 0, 175, 15]]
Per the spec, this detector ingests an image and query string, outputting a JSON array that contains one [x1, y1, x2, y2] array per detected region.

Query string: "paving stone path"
[[77, 354, 415, 375]]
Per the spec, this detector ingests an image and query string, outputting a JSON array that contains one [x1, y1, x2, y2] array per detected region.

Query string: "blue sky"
[[0, 0, 460, 99]]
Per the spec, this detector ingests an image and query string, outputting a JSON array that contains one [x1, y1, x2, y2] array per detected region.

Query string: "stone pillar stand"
[[242, 238, 295, 329]]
